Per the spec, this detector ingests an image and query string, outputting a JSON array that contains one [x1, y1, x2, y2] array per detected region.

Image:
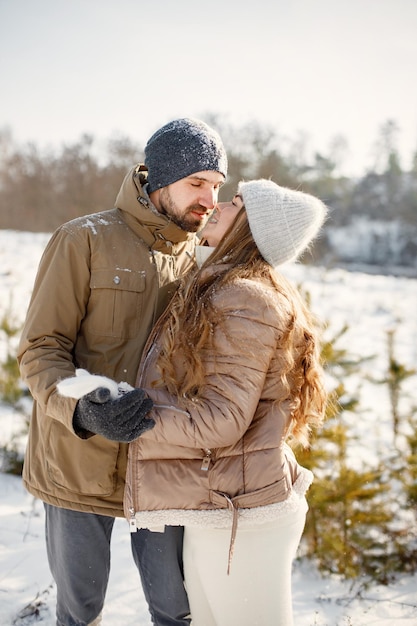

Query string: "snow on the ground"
[[0, 229, 416, 625]]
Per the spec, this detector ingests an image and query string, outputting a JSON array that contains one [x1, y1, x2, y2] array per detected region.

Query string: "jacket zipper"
[[128, 507, 137, 533], [201, 448, 212, 471]]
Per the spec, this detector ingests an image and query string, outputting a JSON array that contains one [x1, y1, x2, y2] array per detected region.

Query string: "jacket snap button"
[[113, 275, 120, 285]]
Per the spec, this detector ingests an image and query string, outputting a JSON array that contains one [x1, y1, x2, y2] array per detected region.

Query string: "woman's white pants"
[[183, 497, 308, 626]]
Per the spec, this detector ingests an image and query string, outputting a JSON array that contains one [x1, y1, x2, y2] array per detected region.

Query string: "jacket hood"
[[115, 163, 195, 250]]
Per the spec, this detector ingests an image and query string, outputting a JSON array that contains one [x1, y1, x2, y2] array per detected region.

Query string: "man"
[[17, 118, 228, 626]]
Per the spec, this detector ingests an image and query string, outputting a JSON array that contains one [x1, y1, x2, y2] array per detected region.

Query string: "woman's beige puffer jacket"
[[125, 274, 314, 533]]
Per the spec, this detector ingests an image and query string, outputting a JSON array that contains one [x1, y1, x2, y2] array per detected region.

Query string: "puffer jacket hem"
[[133, 468, 313, 530]]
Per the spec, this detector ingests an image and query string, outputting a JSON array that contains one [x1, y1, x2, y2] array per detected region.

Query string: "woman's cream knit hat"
[[238, 179, 327, 267]]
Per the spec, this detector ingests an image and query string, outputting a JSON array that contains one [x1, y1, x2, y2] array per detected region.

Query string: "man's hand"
[[73, 387, 155, 442]]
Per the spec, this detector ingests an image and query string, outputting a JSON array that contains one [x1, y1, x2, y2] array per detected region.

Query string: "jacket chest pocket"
[[84, 269, 146, 339]]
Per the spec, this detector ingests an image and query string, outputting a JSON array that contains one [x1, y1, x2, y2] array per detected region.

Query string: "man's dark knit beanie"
[[145, 118, 228, 193]]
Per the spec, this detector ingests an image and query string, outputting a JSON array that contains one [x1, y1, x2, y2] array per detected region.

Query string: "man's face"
[[152, 171, 225, 233]]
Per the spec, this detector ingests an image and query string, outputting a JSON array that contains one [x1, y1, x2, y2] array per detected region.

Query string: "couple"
[[18, 118, 327, 625]]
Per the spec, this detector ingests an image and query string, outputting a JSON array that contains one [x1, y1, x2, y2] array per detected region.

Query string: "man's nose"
[[198, 187, 218, 210]]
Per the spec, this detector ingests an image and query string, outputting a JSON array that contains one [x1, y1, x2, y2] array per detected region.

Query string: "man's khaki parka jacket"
[[17, 164, 196, 517]]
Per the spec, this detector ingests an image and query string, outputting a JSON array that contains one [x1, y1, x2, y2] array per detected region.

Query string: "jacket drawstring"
[[222, 493, 239, 575]]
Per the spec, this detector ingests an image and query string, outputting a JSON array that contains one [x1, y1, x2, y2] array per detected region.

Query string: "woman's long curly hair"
[[155, 208, 327, 446]]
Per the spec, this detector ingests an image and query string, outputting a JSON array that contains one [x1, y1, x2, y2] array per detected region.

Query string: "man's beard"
[[159, 189, 209, 233]]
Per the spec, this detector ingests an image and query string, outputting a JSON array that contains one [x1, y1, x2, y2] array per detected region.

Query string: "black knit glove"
[[73, 387, 155, 442]]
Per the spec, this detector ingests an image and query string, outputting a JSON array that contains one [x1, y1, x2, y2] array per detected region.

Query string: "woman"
[[124, 179, 328, 625]]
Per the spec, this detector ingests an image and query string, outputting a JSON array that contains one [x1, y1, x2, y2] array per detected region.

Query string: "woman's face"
[[200, 195, 244, 246]]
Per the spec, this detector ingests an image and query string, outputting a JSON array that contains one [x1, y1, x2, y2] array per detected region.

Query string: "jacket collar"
[[195, 244, 216, 267], [115, 163, 196, 253]]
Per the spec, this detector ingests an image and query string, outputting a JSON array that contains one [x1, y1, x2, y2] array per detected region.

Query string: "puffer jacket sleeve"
[[17, 226, 91, 429], [141, 280, 288, 449]]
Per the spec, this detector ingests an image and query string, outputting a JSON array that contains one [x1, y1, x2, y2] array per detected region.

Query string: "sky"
[[1, 0, 416, 177], [1, 0, 416, 176], [1, 230, 417, 624]]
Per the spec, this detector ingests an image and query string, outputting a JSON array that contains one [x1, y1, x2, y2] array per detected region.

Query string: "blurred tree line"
[[1, 116, 416, 270]]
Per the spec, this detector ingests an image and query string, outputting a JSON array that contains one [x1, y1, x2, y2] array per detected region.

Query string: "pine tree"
[[295, 322, 414, 585], [0, 298, 23, 404]]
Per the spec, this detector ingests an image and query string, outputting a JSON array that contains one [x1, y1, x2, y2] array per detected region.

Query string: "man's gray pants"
[[44, 504, 190, 626]]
